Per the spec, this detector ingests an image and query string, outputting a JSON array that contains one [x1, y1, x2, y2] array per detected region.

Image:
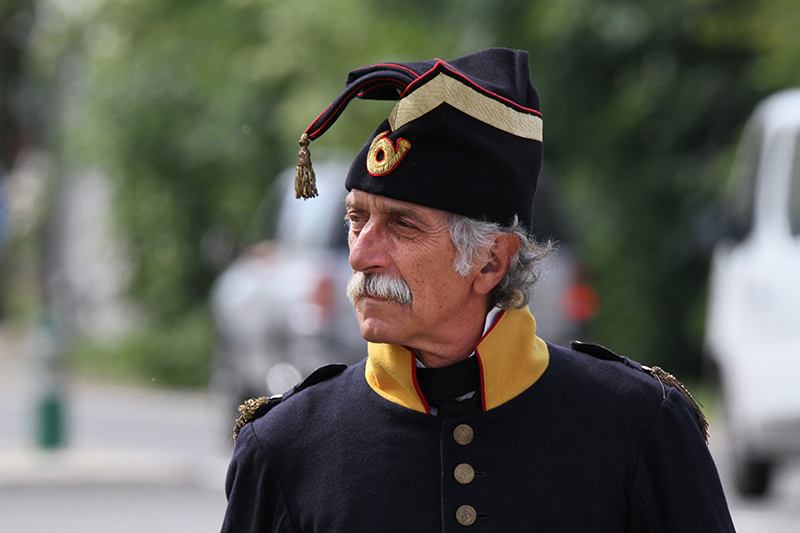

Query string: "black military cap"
[[296, 47, 543, 231]]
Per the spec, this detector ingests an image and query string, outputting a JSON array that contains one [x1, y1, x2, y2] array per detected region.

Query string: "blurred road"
[[2, 326, 800, 532], [0, 327, 232, 533], [709, 421, 800, 532]]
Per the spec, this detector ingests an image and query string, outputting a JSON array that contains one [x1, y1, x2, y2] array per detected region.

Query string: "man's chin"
[[358, 324, 389, 345], [356, 314, 404, 345]]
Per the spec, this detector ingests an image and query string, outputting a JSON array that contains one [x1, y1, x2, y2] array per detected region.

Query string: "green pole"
[[35, 312, 66, 449], [37, 390, 65, 448]]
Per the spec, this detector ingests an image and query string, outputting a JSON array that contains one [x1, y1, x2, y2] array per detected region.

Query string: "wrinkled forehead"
[[345, 189, 450, 226]]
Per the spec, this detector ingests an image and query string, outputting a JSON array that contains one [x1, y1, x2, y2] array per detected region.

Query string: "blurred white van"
[[705, 89, 800, 497]]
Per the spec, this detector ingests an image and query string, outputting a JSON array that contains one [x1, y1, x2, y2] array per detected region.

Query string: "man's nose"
[[348, 220, 389, 273]]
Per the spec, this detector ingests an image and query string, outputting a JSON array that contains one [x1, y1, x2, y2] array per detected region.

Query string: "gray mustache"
[[346, 272, 413, 306]]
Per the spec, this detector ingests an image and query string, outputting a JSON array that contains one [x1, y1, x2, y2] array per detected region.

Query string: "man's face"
[[345, 190, 484, 356]]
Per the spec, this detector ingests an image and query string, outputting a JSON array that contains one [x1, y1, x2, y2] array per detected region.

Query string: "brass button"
[[456, 504, 477, 526], [454, 463, 475, 484], [453, 424, 474, 445]]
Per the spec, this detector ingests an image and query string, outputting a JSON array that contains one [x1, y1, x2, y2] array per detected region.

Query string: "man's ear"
[[472, 233, 520, 296]]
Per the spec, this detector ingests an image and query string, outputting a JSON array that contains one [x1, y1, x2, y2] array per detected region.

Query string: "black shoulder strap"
[[570, 341, 709, 444], [232, 363, 347, 442], [570, 340, 641, 369]]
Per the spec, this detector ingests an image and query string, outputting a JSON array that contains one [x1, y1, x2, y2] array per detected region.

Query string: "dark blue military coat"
[[221, 308, 734, 532]]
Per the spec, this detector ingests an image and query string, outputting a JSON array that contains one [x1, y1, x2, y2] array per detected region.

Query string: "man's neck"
[[414, 307, 502, 368], [415, 349, 473, 368]]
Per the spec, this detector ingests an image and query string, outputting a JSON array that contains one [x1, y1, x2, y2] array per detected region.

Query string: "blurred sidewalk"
[[0, 323, 232, 489]]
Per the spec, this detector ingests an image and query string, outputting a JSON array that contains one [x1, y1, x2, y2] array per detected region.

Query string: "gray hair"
[[447, 214, 553, 309]]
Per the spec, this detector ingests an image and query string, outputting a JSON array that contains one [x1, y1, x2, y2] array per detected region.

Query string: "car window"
[[790, 130, 800, 237], [240, 178, 284, 246], [243, 162, 351, 249], [273, 163, 350, 249], [275, 184, 343, 248], [725, 118, 763, 239], [530, 168, 570, 243]]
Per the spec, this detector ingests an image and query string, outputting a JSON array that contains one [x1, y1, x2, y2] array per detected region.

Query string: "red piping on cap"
[[306, 76, 407, 140], [402, 61, 542, 117]]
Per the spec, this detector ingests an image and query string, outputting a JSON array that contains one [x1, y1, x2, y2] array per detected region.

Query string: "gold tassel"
[[295, 133, 318, 199], [643, 365, 709, 444]]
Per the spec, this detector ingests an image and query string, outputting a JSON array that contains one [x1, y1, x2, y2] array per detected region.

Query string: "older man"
[[221, 48, 735, 532]]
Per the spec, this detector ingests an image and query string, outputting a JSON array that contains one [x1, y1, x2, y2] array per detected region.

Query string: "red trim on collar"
[[475, 309, 505, 412], [476, 352, 487, 413], [482, 309, 506, 341], [406, 346, 431, 415]]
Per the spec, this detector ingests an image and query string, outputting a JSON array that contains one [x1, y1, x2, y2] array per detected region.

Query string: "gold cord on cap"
[[295, 133, 318, 199]]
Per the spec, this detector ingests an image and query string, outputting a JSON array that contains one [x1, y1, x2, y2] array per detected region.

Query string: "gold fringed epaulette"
[[295, 133, 317, 199], [232, 395, 281, 442], [231, 364, 347, 443], [642, 365, 709, 444]]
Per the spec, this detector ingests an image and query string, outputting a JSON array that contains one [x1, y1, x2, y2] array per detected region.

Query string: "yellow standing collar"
[[364, 307, 550, 413]]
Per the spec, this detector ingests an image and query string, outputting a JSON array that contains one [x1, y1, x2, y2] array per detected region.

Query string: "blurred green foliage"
[[520, 0, 764, 374], [22, 0, 800, 384], [0, 0, 29, 169]]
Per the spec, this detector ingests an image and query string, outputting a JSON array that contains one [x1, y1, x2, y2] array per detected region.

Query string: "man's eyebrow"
[[384, 204, 427, 222], [345, 199, 429, 224]]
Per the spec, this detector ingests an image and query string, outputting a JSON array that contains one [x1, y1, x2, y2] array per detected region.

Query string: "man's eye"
[[346, 213, 365, 229], [396, 219, 417, 230]]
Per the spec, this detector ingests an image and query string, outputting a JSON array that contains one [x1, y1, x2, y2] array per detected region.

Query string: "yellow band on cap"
[[388, 72, 543, 141]]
